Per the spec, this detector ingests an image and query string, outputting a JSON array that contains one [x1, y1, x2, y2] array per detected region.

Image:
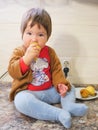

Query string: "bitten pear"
[[86, 86, 96, 96]]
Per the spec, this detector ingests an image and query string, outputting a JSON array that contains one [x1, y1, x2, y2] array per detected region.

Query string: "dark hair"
[[21, 8, 52, 39]]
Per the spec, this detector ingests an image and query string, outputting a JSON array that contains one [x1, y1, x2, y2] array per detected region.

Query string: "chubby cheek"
[[39, 39, 48, 49], [22, 35, 31, 47], [38, 42, 45, 49]]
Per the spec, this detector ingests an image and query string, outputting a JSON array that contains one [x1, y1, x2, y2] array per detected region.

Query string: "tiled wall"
[[0, 0, 98, 84]]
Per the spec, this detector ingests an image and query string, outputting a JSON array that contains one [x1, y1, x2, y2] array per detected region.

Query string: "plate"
[[75, 87, 98, 100]]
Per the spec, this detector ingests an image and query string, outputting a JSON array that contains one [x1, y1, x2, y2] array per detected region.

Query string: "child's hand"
[[57, 84, 68, 97], [23, 42, 41, 65]]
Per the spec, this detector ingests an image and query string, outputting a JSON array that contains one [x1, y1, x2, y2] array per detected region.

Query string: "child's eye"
[[39, 33, 45, 37], [27, 32, 32, 35]]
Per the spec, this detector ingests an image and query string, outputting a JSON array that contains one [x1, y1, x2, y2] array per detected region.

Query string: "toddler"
[[8, 8, 88, 128]]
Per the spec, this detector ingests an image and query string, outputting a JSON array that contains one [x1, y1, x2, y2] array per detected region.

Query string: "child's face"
[[23, 21, 48, 49]]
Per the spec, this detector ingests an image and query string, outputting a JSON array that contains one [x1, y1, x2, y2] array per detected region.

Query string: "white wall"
[[0, 0, 98, 84]]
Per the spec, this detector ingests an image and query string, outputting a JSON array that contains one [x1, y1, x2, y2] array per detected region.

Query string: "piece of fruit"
[[80, 88, 90, 98], [31, 42, 41, 50], [86, 86, 96, 96]]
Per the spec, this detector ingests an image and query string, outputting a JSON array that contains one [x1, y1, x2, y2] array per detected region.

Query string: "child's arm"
[[49, 47, 71, 91], [8, 46, 31, 79], [23, 42, 41, 66], [19, 58, 30, 75]]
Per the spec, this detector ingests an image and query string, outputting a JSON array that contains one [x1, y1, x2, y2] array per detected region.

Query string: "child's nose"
[[31, 34, 37, 41]]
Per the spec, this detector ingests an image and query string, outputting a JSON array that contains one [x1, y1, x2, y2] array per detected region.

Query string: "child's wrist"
[[23, 56, 31, 66]]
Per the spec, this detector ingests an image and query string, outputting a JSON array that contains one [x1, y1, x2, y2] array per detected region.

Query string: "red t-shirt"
[[20, 46, 52, 91]]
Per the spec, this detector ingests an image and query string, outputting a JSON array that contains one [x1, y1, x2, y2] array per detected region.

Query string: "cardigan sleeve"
[[8, 46, 30, 80], [48, 46, 71, 91]]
